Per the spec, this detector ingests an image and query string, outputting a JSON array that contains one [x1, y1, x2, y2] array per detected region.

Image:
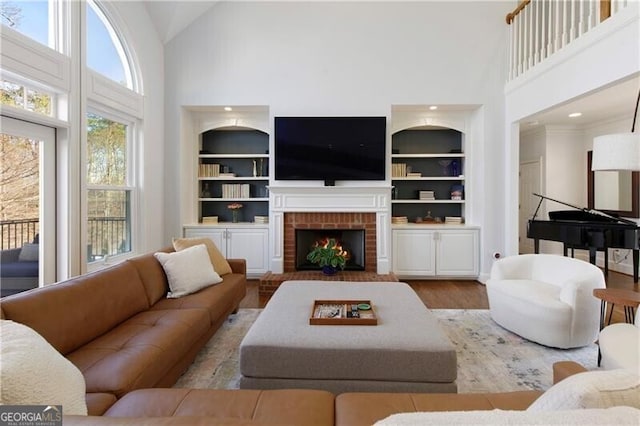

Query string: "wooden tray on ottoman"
[[310, 299, 378, 325]]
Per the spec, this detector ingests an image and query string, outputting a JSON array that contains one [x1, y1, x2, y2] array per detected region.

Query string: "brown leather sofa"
[[0, 249, 247, 415], [60, 365, 590, 425]]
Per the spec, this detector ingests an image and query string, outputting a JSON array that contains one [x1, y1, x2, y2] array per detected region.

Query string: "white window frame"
[[84, 104, 139, 270]]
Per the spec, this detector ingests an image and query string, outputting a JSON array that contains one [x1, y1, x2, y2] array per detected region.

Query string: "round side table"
[[592, 288, 640, 329]]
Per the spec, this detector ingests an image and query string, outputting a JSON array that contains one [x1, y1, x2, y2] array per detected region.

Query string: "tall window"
[[0, 0, 51, 47], [86, 113, 133, 261]]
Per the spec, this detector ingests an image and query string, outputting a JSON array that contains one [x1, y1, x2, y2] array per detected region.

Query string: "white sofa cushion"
[[0, 320, 88, 415], [374, 407, 640, 425], [527, 369, 640, 411], [154, 243, 222, 298]]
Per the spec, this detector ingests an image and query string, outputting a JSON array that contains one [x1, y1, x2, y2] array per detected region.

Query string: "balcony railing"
[[0, 218, 38, 250], [88, 217, 130, 261], [1, 217, 129, 261], [506, 0, 631, 80]]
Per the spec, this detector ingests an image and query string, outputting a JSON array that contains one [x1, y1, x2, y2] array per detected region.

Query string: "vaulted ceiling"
[[141, 1, 638, 129], [143, 1, 217, 44]]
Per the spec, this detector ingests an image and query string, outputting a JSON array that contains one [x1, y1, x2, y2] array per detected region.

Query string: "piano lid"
[[531, 193, 637, 226]]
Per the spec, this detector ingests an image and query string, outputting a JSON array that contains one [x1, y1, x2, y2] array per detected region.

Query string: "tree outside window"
[[86, 113, 131, 261]]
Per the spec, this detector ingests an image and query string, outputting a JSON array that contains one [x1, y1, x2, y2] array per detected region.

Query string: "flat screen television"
[[274, 116, 386, 185]]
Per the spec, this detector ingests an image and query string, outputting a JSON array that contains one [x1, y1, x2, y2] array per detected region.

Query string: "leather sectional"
[[0, 249, 619, 425]]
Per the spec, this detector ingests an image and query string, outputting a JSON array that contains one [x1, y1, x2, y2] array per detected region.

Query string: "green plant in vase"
[[306, 238, 349, 275]]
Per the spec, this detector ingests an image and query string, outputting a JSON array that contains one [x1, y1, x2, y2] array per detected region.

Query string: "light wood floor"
[[240, 269, 638, 324]]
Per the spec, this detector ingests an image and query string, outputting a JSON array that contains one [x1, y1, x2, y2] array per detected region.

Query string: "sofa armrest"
[[553, 361, 587, 384], [227, 259, 246, 275]]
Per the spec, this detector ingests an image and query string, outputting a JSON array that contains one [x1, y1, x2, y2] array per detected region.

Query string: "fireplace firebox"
[[295, 229, 365, 271]]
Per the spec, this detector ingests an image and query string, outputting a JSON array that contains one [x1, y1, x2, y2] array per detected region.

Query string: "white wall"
[[110, 1, 166, 254], [163, 1, 512, 279]]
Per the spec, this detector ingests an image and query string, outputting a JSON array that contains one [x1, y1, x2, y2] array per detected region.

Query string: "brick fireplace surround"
[[260, 212, 398, 298], [283, 212, 377, 273]]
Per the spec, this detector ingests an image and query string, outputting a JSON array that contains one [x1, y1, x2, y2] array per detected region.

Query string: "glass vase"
[[232, 210, 239, 223]]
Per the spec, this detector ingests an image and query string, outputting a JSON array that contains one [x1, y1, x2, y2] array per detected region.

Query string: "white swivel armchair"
[[486, 254, 606, 349]]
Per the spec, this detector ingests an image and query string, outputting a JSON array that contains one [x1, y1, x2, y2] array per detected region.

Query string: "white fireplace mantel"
[[268, 185, 392, 274]]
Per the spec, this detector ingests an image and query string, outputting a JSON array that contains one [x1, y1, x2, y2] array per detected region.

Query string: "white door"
[[519, 160, 542, 254], [226, 228, 269, 276], [436, 229, 479, 276], [392, 229, 435, 276], [1, 116, 56, 292]]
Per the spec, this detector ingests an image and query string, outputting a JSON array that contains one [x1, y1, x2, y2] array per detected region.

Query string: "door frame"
[[1, 116, 56, 285]]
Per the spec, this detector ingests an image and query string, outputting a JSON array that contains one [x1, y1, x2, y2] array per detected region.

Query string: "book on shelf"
[[392, 163, 407, 177], [254, 215, 269, 224], [419, 190, 435, 200], [406, 172, 422, 177], [202, 216, 218, 224], [221, 183, 250, 198], [219, 172, 236, 178], [199, 163, 220, 177], [392, 216, 409, 224], [444, 216, 463, 224]]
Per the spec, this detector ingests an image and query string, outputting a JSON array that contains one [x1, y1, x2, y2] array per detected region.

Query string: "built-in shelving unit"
[[389, 106, 478, 278], [198, 128, 270, 224], [182, 106, 271, 277], [391, 128, 466, 222]]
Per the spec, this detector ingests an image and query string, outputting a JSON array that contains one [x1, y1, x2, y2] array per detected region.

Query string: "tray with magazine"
[[310, 299, 378, 325]]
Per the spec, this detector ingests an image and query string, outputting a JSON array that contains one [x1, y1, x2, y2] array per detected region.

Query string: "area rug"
[[174, 308, 598, 392]]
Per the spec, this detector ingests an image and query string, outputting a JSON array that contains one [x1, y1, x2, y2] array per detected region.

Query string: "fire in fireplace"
[[296, 229, 365, 271]]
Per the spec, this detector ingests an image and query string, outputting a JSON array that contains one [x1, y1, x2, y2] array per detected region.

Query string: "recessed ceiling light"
[[429, 106, 438, 110], [224, 106, 233, 111], [568, 112, 582, 118]]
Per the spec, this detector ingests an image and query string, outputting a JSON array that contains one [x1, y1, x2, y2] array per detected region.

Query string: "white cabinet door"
[[436, 229, 479, 276], [392, 229, 436, 276], [184, 227, 227, 256], [226, 228, 269, 276]]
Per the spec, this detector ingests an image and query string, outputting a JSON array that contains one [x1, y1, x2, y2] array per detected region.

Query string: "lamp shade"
[[591, 133, 640, 171]]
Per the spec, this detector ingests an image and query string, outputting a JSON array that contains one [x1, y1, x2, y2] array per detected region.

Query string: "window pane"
[[0, 0, 50, 47], [87, 113, 126, 186], [87, 189, 131, 261], [0, 132, 40, 296], [1, 80, 53, 116], [0, 133, 40, 247], [86, 1, 128, 87]]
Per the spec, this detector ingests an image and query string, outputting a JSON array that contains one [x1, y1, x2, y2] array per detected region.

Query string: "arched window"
[[86, 0, 132, 88]]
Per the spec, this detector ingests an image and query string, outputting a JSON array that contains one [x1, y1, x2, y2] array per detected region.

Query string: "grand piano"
[[527, 193, 640, 283]]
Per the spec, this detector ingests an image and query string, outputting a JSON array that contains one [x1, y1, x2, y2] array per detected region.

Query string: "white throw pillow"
[[18, 243, 39, 261], [154, 243, 222, 298], [527, 369, 640, 411], [0, 320, 88, 415]]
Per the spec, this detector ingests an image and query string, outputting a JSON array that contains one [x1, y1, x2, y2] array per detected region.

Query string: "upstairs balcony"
[[506, 0, 636, 81]]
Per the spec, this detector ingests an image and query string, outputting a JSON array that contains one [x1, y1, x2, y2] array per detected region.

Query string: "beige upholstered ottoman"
[[239, 280, 457, 394]]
